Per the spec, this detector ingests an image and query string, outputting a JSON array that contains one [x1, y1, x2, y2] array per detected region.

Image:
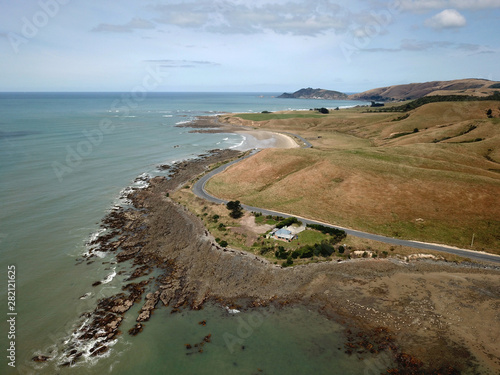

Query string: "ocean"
[[0, 92, 378, 374]]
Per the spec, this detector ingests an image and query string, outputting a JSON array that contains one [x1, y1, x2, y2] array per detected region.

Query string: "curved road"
[[193, 145, 500, 265]]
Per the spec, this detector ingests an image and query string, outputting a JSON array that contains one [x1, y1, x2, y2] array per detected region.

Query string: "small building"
[[271, 228, 297, 242]]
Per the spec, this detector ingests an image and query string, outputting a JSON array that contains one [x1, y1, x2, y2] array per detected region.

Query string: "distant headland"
[[279, 78, 500, 102], [278, 87, 348, 100]]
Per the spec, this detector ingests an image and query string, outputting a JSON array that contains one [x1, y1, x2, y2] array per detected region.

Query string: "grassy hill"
[[208, 100, 500, 253], [348, 78, 500, 101]]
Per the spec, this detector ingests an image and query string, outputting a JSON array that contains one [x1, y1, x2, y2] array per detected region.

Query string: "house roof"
[[274, 228, 296, 239], [275, 228, 292, 236]]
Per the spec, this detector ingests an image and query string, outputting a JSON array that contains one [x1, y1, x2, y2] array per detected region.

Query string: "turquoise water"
[[0, 93, 375, 374]]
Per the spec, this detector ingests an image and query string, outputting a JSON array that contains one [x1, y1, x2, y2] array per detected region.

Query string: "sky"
[[0, 0, 499, 92]]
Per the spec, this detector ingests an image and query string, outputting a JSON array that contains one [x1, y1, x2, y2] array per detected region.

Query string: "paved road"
[[193, 144, 500, 265]]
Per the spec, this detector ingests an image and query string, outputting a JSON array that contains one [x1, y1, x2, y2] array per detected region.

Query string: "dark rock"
[[32, 355, 50, 362], [90, 346, 108, 357], [128, 323, 143, 336]]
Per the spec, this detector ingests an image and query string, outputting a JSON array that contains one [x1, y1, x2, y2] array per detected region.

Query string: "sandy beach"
[[176, 115, 299, 150], [233, 129, 299, 150]]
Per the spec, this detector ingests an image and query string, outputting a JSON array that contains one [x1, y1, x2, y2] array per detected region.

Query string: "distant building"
[[270, 228, 297, 242]]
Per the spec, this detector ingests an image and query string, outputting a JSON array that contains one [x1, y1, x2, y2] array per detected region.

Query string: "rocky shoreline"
[[37, 149, 500, 374]]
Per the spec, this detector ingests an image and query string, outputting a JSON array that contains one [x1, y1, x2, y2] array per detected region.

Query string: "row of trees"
[[306, 224, 347, 243], [275, 217, 301, 229], [274, 241, 347, 267]]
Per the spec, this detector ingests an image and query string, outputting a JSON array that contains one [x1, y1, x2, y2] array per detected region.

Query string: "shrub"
[[275, 246, 289, 259], [275, 217, 301, 229], [260, 246, 272, 255], [219, 240, 228, 248], [306, 224, 347, 243], [299, 246, 314, 258], [338, 246, 345, 254], [226, 200, 243, 219]]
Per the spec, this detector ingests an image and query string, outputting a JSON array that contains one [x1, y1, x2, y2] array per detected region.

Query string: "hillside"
[[211, 100, 500, 252], [278, 87, 348, 100], [348, 78, 500, 101]]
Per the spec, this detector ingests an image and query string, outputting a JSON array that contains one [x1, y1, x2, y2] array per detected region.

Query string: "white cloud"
[[92, 18, 155, 33], [424, 9, 467, 29], [398, 0, 500, 12], [152, 0, 352, 36], [144, 59, 221, 68], [362, 39, 494, 53]]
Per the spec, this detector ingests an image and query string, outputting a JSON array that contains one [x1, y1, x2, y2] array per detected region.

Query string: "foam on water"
[[101, 268, 117, 284], [230, 135, 246, 149], [224, 306, 241, 314]]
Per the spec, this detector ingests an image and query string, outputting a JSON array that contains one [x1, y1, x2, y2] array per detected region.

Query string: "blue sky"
[[1, 0, 499, 92]]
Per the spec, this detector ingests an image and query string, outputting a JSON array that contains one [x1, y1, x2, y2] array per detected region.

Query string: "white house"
[[270, 228, 297, 242]]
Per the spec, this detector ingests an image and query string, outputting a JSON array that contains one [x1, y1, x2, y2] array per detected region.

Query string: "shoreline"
[[177, 115, 300, 150], [35, 147, 500, 374]]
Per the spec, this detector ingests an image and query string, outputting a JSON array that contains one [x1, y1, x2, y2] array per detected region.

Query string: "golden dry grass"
[[207, 101, 500, 253]]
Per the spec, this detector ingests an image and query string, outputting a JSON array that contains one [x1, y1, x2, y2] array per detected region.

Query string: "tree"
[[486, 109, 493, 118], [226, 200, 243, 219], [275, 217, 301, 229], [226, 200, 241, 211]]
